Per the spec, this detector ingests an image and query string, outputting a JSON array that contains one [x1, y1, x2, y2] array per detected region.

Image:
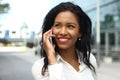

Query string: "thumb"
[[52, 44, 56, 49]]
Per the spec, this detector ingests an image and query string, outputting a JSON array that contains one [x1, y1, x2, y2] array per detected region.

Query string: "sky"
[[0, 0, 50, 33]]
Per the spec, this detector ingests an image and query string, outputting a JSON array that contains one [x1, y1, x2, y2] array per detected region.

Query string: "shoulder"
[[32, 58, 45, 79], [32, 58, 44, 71], [90, 53, 97, 70], [32, 58, 44, 69]]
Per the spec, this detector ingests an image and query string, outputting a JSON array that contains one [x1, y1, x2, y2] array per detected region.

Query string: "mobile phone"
[[49, 32, 53, 44], [50, 36, 53, 44]]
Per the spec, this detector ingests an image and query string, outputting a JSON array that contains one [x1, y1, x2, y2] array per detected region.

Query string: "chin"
[[57, 45, 70, 50]]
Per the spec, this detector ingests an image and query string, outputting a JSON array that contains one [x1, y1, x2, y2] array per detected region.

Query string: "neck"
[[58, 48, 80, 72], [59, 48, 78, 62]]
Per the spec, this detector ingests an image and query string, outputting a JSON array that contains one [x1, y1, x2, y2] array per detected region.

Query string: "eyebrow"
[[67, 22, 78, 26], [54, 22, 77, 25]]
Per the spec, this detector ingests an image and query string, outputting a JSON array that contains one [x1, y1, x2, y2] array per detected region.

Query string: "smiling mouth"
[[58, 38, 69, 44]]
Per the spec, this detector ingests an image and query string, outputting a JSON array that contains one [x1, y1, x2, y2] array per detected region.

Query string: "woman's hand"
[[43, 29, 57, 64]]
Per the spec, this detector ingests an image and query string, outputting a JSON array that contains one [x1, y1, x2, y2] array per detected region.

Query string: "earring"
[[79, 37, 81, 40]]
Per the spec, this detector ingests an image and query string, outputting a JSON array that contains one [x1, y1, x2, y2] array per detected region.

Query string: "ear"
[[79, 32, 82, 38]]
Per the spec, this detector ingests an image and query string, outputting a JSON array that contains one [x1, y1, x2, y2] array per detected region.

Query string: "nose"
[[59, 27, 67, 35]]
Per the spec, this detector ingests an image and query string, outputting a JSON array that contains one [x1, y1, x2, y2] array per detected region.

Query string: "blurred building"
[[0, 27, 36, 47], [78, 0, 120, 61]]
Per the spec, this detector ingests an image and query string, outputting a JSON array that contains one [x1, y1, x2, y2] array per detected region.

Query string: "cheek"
[[73, 32, 80, 39], [52, 28, 58, 35], [73, 29, 80, 36]]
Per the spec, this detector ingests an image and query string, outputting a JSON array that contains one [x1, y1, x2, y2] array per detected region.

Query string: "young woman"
[[32, 2, 97, 80]]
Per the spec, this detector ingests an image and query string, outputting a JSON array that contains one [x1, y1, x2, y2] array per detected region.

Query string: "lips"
[[57, 38, 69, 44]]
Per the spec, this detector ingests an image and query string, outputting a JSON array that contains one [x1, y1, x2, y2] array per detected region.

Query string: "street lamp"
[[96, 0, 101, 66]]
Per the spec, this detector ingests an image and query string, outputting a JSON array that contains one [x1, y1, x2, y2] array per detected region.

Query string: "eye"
[[53, 23, 61, 28], [67, 24, 75, 29]]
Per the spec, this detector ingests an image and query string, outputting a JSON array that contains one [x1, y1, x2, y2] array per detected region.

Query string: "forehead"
[[55, 11, 78, 22]]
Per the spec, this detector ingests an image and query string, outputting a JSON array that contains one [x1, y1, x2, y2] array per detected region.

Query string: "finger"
[[43, 30, 54, 46], [43, 29, 52, 41], [52, 44, 55, 48]]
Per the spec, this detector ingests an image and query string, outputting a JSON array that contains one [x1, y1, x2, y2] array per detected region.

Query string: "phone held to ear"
[[50, 36, 53, 44], [49, 31, 53, 44]]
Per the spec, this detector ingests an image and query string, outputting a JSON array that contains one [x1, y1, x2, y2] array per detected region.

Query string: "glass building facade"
[[50, 0, 120, 60], [80, 0, 120, 60]]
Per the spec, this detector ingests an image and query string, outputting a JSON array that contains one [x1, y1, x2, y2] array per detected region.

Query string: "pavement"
[[0, 46, 30, 53], [97, 62, 120, 80], [0, 47, 120, 80]]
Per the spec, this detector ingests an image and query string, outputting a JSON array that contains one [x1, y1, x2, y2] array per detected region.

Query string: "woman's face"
[[52, 11, 81, 50]]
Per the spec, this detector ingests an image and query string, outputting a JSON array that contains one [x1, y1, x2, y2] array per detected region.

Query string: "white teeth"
[[59, 39, 68, 41]]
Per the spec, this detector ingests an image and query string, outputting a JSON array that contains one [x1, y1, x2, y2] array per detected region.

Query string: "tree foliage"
[[101, 14, 115, 29], [0, 0, 10, 14]]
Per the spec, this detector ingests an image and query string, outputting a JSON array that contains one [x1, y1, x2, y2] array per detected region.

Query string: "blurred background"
[[0, 0, 120, 80]]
